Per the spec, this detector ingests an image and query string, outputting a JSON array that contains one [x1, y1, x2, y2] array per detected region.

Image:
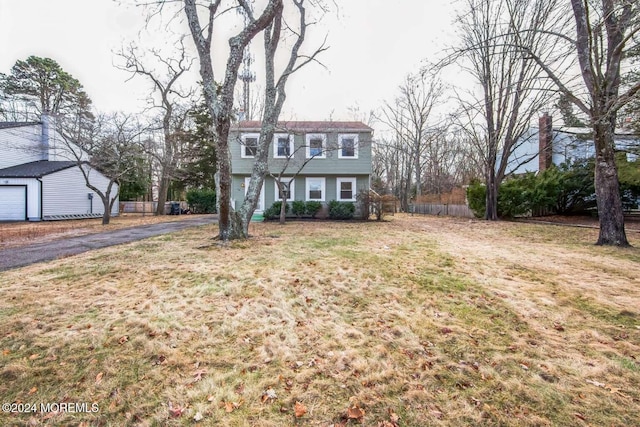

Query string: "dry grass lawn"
[[0, 214, 638, 426]]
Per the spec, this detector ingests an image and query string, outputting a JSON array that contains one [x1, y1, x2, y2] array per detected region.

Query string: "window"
[[305, 133, 327, 158], [274, 178, 295, 201], [338, 134, 359, 159], [273, 134, 294, 158], [336, 177, 357, 201], [305, 177, 325, 201], [241, 133, 259, 158]]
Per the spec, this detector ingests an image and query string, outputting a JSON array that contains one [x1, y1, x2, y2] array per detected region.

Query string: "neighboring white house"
[[0, 119, 119, 221], [507, 113, 639, 175]]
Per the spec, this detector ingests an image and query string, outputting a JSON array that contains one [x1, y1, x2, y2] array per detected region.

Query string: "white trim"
[[338, 134, 359, 159], [273, 133, 294, 159], [274, 177, 295, 201], [336, 177, 357, 201], [305, 133, 327, 159], [305, 177, 326, 202], [240, 133, 260, 158]]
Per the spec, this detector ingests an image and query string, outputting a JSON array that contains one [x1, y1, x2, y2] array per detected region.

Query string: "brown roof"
[[234, 120, 373, 132]]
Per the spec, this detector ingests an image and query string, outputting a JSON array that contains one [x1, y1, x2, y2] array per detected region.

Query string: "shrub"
[[186, 188, 216, 213], [466, 180, 486, 218], [263, 201, 289, 220], [356, 189, 371, 220], [328, 200, 355, 220], [304, 201, 322, 218], [291, 200, 306, 217]]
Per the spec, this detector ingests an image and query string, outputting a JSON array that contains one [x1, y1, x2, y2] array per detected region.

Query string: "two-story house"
[[0, 118, 119, 221], [229, 121, 373, 218]]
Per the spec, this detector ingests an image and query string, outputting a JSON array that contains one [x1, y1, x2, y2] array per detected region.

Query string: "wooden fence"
[[120, 201, 188, 215], [409, 203, 475, 218]]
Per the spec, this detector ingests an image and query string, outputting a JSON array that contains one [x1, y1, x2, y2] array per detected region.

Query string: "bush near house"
[[465, 159, 635, 218], [186, 189, 216, 214], [264, 201, 290, 220], [291, 200, 306, 217], [328, 200, 355, 220], [304, 201, 322, 218], [268, 200, 322, 220]]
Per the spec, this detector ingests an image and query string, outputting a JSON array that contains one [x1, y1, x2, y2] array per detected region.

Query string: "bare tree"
[[267, 130, 338, 224], [375, 72, 444, 210], [58, 112, 146, 225], [449, 0, 560, 220], [117, 41, 194, 215], [183, 0, 283, 240], [522, 0, 640, 246], [233, 0, 329, 236]]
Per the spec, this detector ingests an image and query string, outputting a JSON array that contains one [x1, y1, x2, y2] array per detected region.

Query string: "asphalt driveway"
[[0, 215, 217, 272]]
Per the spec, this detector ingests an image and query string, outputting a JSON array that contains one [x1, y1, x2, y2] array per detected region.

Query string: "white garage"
[[0, 185, 27, 221]]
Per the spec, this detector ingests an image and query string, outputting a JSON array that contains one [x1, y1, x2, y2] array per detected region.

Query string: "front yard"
[[0, 215, 638, 426]]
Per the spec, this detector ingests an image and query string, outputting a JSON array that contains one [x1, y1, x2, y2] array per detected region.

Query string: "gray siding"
[[230, 130, 373, 175], [233, 175, 369, 211]]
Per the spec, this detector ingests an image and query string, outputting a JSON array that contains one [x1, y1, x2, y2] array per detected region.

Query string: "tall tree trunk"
[[593, 122, 628, 245], [215, 120, 234, 241], [485, 168, 499, 220], [156, 173, 170, 215], [99, 194, 112, 225]]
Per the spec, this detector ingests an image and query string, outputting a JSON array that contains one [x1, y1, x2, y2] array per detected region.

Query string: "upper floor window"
[[306, 133, 327, 159], [241, 133, 259, 158], [338, 134, 359, 159], [273, 134, 294, 158]]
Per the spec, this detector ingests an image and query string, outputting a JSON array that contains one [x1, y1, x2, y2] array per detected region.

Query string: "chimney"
[[41, 113, 51, 161], [538, 113, 553, 172]]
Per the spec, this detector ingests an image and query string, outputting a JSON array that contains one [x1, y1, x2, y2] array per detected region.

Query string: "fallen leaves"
[[221, 400, 244, 413], [192, 369, 206, 382], [168, 401, 185, 418], [346, 403, 365, 420], [294, 401, 307, 417]]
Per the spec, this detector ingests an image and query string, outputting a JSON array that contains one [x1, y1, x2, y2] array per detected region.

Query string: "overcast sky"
[[0, 0, 460, 131]]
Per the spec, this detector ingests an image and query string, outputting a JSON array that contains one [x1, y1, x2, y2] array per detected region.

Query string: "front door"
[[244, 177, 265, 212]]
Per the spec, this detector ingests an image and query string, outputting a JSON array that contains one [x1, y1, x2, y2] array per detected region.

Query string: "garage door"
[[0, 186, 27, 221]]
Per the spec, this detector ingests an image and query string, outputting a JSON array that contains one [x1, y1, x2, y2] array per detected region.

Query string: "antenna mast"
[[237, 2, 256, 120]]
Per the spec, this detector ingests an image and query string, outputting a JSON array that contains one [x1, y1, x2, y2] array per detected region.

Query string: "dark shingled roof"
[[234, 120, 373, 132], [0, 161, 77, 178], [0, 122, 40, 130]]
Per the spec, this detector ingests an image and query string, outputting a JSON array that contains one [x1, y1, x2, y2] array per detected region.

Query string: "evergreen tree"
[[0, 56, 92, 118]]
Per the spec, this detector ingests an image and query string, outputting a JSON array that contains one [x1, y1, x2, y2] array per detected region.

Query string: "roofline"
[[0, 161, 77, 178], [0, 121, 41, 130], [232, 121, 373, 132], [550, 127, 640, 138]]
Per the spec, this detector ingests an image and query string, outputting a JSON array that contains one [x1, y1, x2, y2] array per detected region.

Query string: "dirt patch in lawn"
[[0, 215, 638, 426]]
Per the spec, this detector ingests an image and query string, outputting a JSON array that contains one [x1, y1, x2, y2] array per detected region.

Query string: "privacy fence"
[[409, 203, 475, 218], [409, 188, 474, 218]]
